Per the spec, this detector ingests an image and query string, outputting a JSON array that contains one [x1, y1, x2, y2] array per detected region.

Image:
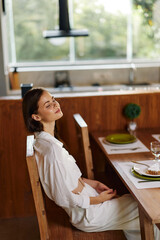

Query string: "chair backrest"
[[26, 135, 50, 240], [73, 113, 94, 180]]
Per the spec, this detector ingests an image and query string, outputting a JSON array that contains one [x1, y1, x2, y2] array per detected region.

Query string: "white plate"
[[133, 164, 160, 177]]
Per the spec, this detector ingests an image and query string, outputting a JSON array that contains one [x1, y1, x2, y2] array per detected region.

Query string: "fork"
[[131, 160, 150, 167], [111, 147, 140, 151]]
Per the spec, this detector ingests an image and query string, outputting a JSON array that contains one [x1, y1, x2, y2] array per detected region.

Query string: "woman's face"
[[32, 91, 63, 124]]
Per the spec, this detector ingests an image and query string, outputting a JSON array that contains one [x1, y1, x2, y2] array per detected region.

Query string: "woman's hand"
[[90, 189, 117, 205], [82, 178, 118, 204], [95, 182, 110, 194], [99, 189, 117, 202]]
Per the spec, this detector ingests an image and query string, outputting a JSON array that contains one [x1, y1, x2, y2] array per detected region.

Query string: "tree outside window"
[[6, 0, 160, 64]]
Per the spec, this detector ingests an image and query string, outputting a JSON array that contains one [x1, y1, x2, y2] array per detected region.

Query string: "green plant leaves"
[[124, 103, 141, 120]]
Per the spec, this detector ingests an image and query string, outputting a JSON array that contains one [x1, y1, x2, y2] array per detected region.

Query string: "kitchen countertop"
[[2, 83, 160, 99]]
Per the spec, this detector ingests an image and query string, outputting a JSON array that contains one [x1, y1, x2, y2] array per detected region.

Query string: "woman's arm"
[[90, 189, 117, 204], [82, 177, 110, 193], [82, 177, 117, 204]]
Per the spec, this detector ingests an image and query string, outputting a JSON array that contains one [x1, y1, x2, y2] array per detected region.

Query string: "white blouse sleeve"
[[45, 162, 90, 209], [39, 144, 90, 209]]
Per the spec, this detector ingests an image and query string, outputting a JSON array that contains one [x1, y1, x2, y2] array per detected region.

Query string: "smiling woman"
[[21, 87, 144, 240], [31, 91, 63, 134], [22, 88, 63, 134]]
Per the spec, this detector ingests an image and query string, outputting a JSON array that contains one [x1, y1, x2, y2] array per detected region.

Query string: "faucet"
[[129, 63, 136, 85]]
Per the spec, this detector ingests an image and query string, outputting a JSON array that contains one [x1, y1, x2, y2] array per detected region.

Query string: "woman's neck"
[[43, 122, 55, 136]]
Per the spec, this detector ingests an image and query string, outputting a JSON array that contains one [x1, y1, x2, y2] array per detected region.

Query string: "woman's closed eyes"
[[46, 100, 56, 108], [44, 98, 57, 109]]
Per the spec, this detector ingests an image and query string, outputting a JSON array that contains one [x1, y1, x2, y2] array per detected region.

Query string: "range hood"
[[43, 0, 89, 38]]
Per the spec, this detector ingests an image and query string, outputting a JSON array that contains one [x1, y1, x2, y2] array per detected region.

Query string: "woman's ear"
[[32, 114, 41, 122]]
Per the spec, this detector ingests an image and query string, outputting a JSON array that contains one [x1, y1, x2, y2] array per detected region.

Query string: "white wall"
[[17, 66, 160, 88], [0, 1, 8, 96]]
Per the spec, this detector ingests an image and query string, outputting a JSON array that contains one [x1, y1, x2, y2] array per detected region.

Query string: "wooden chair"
[[26, 135, 126, 240], [26, 135, 50, 240], [73, 113, 126, 238], [73, 113, 112, 184], [73, 113, 94, 179]]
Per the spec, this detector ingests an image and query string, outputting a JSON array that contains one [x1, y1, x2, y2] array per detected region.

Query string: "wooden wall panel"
[[0, 91, 160, 218], [57, 92, 160, 164], [0, 99, 35, 218]]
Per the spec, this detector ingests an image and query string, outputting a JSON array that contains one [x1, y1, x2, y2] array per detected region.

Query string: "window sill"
[[9, 60, 160, 73]]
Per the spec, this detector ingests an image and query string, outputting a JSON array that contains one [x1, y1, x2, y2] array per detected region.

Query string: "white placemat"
[[99, 137, 149, 154], [152, 134, 160, 142], [117, 160, 160, 189]]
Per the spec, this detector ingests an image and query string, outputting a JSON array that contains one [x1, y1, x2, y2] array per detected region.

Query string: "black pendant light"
[[43, 0, 89, 38]]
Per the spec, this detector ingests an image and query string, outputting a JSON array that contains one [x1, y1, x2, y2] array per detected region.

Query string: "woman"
[[22, 87, 153, 240]]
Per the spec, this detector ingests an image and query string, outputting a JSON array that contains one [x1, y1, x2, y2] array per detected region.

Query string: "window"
[[6, 0, 160, 65]]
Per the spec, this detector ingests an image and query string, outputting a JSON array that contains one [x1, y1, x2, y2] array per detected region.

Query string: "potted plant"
[[123, 103, 141, 133]]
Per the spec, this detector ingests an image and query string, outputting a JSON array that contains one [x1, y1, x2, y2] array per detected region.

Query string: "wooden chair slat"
[[26, 136, 50, 240], [73, 113, 94, 180]]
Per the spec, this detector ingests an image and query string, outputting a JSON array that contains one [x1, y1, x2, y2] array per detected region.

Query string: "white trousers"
[[69, 183, 159, 240]]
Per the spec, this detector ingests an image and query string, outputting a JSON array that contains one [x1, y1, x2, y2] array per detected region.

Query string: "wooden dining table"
[[90, 128, 160, 240]]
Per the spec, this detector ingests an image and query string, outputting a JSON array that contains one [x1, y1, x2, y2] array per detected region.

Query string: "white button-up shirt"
[[33, 131, 90, 210]]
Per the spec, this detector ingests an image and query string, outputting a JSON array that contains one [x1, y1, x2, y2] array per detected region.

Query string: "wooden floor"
[[0, 215, 126, 240], [0, 216, 40, 240], [72, 230, 126, 240]]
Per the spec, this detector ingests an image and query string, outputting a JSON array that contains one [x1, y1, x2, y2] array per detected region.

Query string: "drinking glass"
[[150, 141, 160, 162]]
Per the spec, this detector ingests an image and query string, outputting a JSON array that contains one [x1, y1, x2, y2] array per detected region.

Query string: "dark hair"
[[22, 88, 45, 133]]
